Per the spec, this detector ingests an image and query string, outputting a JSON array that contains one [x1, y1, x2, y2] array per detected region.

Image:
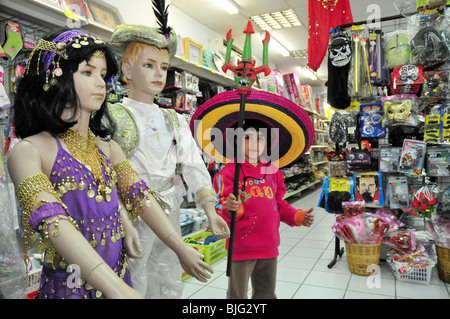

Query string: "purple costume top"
[[33, 137, 132, 299]]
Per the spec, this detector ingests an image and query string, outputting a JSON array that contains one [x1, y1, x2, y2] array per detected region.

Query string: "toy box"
[[390, 65, 423, 95], [399, 139, 427, 175]]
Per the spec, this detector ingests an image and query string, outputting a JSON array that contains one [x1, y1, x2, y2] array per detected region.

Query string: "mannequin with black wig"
[[8, 29, 212, 299]]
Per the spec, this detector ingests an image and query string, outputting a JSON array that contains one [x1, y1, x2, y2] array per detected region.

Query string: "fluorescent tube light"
[[218, 0, 239, 15]]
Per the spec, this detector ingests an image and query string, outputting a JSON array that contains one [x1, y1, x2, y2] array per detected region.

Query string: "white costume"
[[113, 97, 216, 298]]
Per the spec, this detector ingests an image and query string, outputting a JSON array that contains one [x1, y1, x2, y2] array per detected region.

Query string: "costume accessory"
[[109, 0, 177, 56], [113, 160, 154, 221], [190, 90, 315, 168], [24, 30, 106, 91], [58, 128, 114, 203]]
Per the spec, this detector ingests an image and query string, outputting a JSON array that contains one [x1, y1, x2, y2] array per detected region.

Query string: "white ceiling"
[[169, 0, 408, 87]]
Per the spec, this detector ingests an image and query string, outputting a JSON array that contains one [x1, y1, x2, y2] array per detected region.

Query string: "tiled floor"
[[182, 187, 450, 299]]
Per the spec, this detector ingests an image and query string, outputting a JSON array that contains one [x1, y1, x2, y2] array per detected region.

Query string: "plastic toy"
[[398, 139, 427, 175], [382, 94, 419, 127], [384, 30, 411, 68], [390, 65, 423, 95], [360, 102, 386, 137], [379, 147, 402, 172], [354, 172, 384, 207], [318, 176, 354, 214]]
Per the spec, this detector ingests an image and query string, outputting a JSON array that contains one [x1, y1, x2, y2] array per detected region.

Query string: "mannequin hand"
[[206, 212, 230, 239], [177, 244, 213, 283], [122, 224, 144, 258]]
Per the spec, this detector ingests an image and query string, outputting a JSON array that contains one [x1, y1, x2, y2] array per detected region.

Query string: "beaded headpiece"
[[24, 30, 106, 91]]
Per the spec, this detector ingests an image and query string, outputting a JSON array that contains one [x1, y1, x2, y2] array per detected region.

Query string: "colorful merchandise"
[[360, 102, 386, 137], [387, 176, 409, 209], [424, 103, 443, 144], [319, 176, 355, 214], [354, 172, 384, 207], [422, 71, 449, 99], [368, 29, 387, 85], [384, 30, 411, 68], [2, 21, 23, 59], [426, 147, 450, 176], [382, 94, 419, 127], [390, 65, 423, 95], [399, 139, 427, 175], [379, 147, 402, 172], [190, 89, 315, 169]]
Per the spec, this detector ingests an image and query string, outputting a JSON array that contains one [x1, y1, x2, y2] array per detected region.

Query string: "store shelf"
[[169, 55, 236, 87], [283, 179, 322, 200]]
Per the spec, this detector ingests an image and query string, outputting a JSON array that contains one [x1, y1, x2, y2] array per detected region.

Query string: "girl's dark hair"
[[13, 29, 118, 139]]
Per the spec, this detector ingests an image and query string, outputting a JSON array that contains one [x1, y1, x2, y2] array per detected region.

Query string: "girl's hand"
[[226, 191, 242, 212]]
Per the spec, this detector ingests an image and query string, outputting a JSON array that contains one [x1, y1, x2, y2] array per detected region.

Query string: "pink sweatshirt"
[[213, 161, 304, 261]]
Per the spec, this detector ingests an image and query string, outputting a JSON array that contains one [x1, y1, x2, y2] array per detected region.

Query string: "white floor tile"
[[292, 285, 345, 299]]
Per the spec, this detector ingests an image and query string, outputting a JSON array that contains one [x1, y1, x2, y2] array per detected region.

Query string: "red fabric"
[[307, 0, 353, 72]]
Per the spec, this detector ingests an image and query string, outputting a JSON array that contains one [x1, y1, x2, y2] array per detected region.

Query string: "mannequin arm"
[[202, 201, 230, 239], [109, 140, 213, 282], [7, 140, 143, 299]]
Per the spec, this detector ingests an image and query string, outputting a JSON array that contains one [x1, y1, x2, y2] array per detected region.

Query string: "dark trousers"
[[227, 257, 277, 299]]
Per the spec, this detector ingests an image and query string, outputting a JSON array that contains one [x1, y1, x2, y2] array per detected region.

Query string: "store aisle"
[[181, 187, 450, 299]]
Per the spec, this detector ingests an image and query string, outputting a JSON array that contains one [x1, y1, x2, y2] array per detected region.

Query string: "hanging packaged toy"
[[410, 10, 450, 68], [387, 176, 409, 209], [319, 176, 354, 214], [379, 147, 402, 172], [360, 102, 386, 137], [390, 65, 423, 95], [345, 145, 371, 169], [399, 139, 427, 175], [422, 71, 449, 99], [354, 172, 384, 207], [342, 201, 365, 217], [348, 27, 372, 99], [436, 186, 450, 219], [382, 94, 419, 127], [327, 30, 352, 110], [424, 103, 442, 143], [426, 147, 450, 176], [368, 29, 387, 86], [441, 104, 450, 143], [327, 151, 347, 177], [328, 110, 359, 144], [384, 30, 411, 69]]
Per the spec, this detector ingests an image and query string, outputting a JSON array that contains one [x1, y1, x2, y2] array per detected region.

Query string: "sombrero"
[[190, 90, 315, 168]]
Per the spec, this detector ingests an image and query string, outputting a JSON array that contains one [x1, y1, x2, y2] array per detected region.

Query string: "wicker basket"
[[345, 242, 381, 276], [435, 244, 450, 284]]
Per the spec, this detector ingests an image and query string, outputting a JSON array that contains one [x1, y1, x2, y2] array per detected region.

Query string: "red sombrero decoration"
[[190, 89, 315, 168]]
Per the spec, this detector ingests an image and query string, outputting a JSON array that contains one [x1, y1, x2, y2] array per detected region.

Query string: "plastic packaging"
[[381, 94, 419, 127]]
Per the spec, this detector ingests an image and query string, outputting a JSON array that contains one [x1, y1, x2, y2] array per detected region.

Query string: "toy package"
[[342, 201, 365, 217], [328, 110, 360, 144], [399, 139, 427, 175], [390, 65, 423, 95], [354, 172, 384, 207], [327, 151, 347, 176], [383, 30, 411, 69], [319, 176, 355, 214], [360, 102, 386, 137], [381, 94, 419, 127], [424, 103, 443, 143], [387, 176, 410, 209], [441, 104, 450, 143], [422, 71, 449, 99], [368, 29, 387, 86], [348, 27, 373, 100], [426, 147, 450, 176], [379, 147, 402, 172], [346, 146, 371, 169]]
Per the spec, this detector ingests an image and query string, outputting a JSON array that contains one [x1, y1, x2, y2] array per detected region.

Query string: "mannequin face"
[[242, 128, 265, 163], [72, 57, 107, 115], [122, 44, 169, 103]]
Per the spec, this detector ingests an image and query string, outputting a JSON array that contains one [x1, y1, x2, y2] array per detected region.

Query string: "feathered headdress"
[[109, 0, 177, 56], [152, 0, 173, 39]]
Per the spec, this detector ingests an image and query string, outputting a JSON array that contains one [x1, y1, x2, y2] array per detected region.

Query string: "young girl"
[[8, 29, 211, 299], [213, 119, 314, 299]]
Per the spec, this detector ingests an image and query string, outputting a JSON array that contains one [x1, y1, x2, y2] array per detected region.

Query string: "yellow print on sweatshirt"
[[241, 185, 274, 202]]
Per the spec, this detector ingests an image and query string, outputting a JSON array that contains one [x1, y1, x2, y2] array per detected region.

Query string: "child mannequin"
[[109, 23, 229, 298], [214, 119, 314, 299], [8, 29, 211, 299]]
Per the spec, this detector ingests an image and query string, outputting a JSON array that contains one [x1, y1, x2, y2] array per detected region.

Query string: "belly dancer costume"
[[16, 129, 152, 299]]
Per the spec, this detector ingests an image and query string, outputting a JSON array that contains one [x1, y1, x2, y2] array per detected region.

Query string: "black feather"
[[152, 0, 173, 37]]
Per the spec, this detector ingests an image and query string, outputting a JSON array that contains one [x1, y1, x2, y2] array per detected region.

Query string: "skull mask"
[[329, 37, 352, 67]]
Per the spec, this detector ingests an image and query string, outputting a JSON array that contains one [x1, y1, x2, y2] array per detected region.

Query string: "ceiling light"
[[250, 9, 301, 31], [302, 65, 317, 80], [270, 36, 290, 57], [217, 0, 239, 15]]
